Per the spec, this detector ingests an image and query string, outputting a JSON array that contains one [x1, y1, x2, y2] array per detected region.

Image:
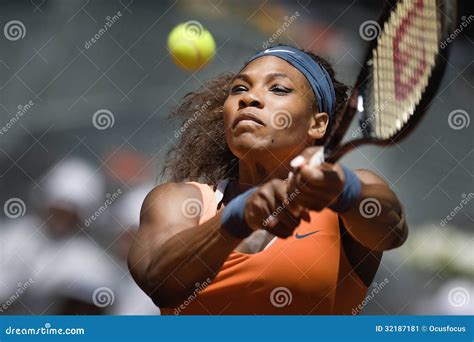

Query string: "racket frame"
[[324, 0, 458, 163]]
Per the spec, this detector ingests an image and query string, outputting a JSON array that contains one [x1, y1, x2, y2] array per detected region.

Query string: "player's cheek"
[[222, 101, 234, 129], [269, 115, 308, 148]]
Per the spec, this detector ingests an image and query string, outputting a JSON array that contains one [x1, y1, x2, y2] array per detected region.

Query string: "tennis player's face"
[[223, 56, 327, 162]]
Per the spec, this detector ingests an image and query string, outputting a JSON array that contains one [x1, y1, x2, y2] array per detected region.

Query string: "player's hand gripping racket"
[[295, 0, 458, 171], [278, 0, 457, 228]]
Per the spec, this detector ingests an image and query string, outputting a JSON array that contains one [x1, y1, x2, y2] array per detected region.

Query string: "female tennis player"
[[128, 45, 408, 314]]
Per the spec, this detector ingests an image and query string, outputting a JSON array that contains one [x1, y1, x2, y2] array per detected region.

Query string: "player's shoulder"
[[141, 181, 214, 218], [144, 181, 213, 202], [353, 169, 388, 186]]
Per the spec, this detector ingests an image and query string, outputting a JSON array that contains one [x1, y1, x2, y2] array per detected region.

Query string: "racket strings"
[[368, 0, 442, 139]]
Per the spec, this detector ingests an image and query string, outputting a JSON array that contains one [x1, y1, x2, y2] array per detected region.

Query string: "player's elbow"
[[381, 211, 409, 251], [392, 217, 408, 248], [141, 265, 186, 309], [129, 265, 175, 309], [127, 246, 171, 308], [149, 291, 182, 309], [127, 239, 190, 309]]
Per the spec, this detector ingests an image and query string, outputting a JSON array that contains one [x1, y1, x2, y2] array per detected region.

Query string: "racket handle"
[[308, 146, 325, 167], [287, 146, 325, 183]]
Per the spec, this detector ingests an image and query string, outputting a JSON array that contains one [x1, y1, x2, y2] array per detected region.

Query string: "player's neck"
[[221, 162, 288, 206], [236, 159, 288, 188]]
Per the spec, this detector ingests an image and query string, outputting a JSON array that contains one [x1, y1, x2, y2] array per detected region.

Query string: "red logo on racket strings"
[[392, 0, 428, 101]]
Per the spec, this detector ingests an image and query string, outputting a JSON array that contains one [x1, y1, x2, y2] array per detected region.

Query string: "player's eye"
[[270, 85, 292, 94], [231, 85, 247, 93]]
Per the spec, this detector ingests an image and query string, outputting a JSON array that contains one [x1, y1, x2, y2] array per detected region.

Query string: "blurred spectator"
[[0, 157, 116, 314], [416, 278, 473, 315], [103, 149, 154, 186], [404, 223, 473, 315]]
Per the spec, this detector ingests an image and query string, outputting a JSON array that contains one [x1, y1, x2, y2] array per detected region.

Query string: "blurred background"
[[0, 0, 472, 315]]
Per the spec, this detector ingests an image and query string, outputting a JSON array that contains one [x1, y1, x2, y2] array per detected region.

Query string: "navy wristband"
[[329, 166, 362, 213], [221, 187, 257, 239]]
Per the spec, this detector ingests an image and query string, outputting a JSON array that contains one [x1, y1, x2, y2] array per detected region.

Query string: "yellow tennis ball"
[[167, 21, 216, 71]]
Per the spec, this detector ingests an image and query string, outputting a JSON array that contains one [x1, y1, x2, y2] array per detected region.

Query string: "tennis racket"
[[308, 0, 458, 168]]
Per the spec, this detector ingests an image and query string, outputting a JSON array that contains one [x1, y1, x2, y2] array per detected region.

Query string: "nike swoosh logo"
[[264, 48, 295, 54], [295, 230, 321, 239]]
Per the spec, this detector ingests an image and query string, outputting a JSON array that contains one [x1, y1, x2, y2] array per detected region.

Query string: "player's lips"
[[232, 112, 265, 129]]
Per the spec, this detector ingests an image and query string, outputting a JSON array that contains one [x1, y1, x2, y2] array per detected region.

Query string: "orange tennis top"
[[160, 180, 368, 315]]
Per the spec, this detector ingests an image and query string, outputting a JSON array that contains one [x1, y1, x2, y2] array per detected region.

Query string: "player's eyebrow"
[[264, 72, 291, 82], [233, 72, 291, 83]]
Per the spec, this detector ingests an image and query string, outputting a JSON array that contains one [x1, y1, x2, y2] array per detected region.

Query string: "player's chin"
[[228, 124, 266, 141], [227, 131, 272, 156]]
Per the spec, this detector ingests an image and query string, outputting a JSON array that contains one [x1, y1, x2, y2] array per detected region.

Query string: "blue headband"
[[244, 46, 336, 115]]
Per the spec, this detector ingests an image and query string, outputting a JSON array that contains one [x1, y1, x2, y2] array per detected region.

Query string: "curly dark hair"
[[161, 46, 349, 184]]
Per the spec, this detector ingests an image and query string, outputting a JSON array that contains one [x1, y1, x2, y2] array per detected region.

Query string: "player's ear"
[[308, 112, 329, 140]]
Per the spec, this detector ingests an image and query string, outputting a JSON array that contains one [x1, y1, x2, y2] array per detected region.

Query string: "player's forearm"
[[340, 182, 408, 251], [140, 213, 241, 308]]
